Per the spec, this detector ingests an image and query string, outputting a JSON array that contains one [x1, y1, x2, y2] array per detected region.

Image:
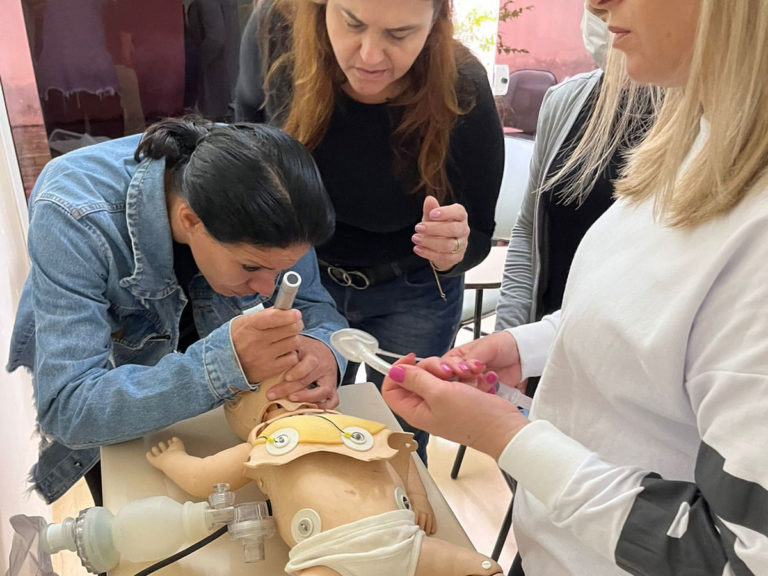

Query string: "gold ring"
[[451, 238, 461, 254]]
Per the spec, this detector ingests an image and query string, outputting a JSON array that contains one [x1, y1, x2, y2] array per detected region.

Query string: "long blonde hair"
[[618, 0, 768, 226], [260, 0, 470, 202], [545, 51, 662, 205]]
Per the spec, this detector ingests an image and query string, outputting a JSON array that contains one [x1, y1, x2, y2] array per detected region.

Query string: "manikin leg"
[[415, 536, 503, 576]]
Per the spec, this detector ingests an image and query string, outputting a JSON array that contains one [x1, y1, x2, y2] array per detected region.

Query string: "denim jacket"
[[6, 135, 347, 503]]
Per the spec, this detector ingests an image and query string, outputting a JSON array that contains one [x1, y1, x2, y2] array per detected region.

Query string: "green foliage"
[[453, 1, 533, 56], [497, 0, 533, 55], [454, 8, 501, 54]]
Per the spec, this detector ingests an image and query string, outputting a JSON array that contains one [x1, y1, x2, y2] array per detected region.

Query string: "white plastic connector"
[[228, 502, 276, 563], [330, 328, 393, 376], [40, 517, 76, 555]]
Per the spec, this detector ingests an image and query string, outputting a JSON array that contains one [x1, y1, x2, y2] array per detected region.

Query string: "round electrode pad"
[[265, 427, 299, 456], [291, 508, 322, 542], [394, 487, 411, 511], [341, 426, 374, 451]]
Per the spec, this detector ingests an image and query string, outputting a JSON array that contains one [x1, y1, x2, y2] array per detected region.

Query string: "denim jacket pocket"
[[110, 305, 173, 365]]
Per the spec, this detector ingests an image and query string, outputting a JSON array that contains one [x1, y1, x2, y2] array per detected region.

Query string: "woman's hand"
[[230, 308, 304, 384], [264, 336, 340, 409], [381, 354, 528, 460], [412, 195, 470, 272], [440, 331, 523, 389]]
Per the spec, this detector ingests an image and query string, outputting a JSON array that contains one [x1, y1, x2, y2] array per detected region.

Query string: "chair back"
[[499, 69, 557, 135], [493, 135, 535, 242]]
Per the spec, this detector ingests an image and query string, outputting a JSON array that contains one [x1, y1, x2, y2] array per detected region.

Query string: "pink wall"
[[0, 0, 44, 126], [497, 0, 596, 82]]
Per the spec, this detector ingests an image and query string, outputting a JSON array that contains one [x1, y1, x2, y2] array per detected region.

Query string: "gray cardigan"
[[495, 70, 602, 330]]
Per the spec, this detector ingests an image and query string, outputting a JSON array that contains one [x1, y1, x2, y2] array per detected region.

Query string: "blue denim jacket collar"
[[119, 158, 179, 300]]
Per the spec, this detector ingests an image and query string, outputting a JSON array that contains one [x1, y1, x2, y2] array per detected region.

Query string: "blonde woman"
[[382, 0, 768, 574], [236, 0, 504, 462]]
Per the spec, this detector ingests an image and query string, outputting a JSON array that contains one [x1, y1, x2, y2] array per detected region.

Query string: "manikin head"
[[224, 377, 319, 442]]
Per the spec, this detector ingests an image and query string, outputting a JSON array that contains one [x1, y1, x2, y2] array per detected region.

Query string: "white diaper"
[[284, 509, 424, 576]]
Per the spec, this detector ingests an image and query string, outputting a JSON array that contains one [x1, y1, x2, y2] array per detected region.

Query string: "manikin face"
[[325, 0, 436, 103], [588, 0, 700, 87]]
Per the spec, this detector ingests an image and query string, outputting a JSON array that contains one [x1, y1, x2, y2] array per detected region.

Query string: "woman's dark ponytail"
[[134, 116, 211, 170], [133, 115, 335, 249]]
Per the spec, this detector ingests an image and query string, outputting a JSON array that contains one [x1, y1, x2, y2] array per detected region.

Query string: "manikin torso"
[[147, 375, 502, 576]]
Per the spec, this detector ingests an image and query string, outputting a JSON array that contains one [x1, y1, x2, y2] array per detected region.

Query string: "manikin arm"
[[146, 437, 252, 499], [406, 457, 436, 535], [390, 442, 436, 535]]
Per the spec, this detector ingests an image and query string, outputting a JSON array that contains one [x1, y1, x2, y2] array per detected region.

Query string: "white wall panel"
[[0, 80, 50, 573]]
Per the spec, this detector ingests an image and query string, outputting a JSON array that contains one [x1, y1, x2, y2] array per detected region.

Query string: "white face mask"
[[581, 9, 610, 69]]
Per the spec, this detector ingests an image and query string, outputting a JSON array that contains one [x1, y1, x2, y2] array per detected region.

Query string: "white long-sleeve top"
[[501, 122, 768, 576]]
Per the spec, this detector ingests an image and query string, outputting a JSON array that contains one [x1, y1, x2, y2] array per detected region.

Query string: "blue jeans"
[[323, 262, 464, 464]]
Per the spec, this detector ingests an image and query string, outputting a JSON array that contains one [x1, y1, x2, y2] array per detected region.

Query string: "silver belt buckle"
[[326, 265, 371, 290]]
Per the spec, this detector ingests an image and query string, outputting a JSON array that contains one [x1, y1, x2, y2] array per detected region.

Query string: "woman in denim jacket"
[[7, 117, 348, 504]]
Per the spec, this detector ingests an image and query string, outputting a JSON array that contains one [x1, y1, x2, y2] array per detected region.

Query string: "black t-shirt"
[[172, 241, 200, 353], [538, 89, 618, 317], [310, 83, 502, 270]]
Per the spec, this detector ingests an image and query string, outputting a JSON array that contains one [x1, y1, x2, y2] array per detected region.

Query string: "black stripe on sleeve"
[[696, 441, 768, 537], [615, 473, 728, 576], [615, 440, 765, 576]]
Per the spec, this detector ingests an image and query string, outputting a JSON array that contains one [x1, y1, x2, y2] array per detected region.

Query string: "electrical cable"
[[133, 525, 228, 576]]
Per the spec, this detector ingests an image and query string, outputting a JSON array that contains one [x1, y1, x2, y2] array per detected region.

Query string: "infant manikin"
[[147, 375, 502, 576]]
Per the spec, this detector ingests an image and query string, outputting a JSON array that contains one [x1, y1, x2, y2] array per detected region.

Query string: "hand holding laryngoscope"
[[232, 272, 304, 385]]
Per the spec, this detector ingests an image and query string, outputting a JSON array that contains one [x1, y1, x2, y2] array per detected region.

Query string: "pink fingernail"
[[430, 209, 441, 219], [440, 363, 453, 373], [415, 223, 426, 233], [485, 372, 498, 385], [473, 360, 484, 368], [458, 362, 470, 371], [389, 366, 406, 383]]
